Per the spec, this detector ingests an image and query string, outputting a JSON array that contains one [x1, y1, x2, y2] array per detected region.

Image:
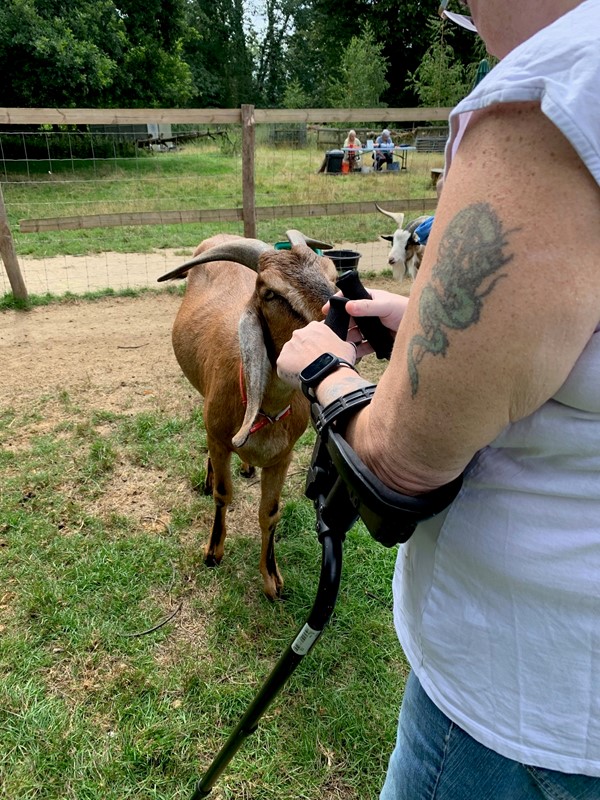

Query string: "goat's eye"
[[264, 290, 279, 302]]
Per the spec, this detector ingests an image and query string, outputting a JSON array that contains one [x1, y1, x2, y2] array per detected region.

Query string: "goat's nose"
[[388, 256, 396, 265]]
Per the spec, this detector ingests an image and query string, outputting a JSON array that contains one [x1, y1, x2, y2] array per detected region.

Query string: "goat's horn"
[[157, 239, 272, 282], [285, 229, 333, 251], [374, 203, 405, 228]]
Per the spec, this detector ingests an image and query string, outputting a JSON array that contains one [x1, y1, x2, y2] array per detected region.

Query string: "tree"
[[0, 0, 484, 110], [284, 0, 371, 107], [249, 0, 298, 106], [0, 0, 194, 107], [282, 79, 310, 109], [0, 0, 118, 106], [182, 0, 255, 106], [360, 0, 479, 106], [326, 23, 389, 108], [407, 17, 473, 107], [110, 0, 194, 106]]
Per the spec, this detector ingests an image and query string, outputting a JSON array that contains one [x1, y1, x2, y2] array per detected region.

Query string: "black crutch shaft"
[[191, 527, 345, 799]]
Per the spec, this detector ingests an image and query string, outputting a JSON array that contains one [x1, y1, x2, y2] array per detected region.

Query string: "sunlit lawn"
[[2, 138, 442, 258]]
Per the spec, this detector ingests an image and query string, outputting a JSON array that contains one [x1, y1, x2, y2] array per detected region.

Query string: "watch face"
[[301, 353, 336, 385]]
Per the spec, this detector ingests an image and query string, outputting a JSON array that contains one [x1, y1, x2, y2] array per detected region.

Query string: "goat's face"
[[381, 229, 421, 268], [253, 247, 337, 354]]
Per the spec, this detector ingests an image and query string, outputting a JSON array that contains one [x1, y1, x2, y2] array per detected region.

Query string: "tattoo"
[[407, 203, 515, 397]]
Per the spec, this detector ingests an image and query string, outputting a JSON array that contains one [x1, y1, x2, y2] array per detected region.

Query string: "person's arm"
[[344, 102, 600, 494], [280, 102, 600, 496]]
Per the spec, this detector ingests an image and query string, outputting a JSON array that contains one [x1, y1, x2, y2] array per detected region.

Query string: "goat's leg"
[[407, 254, 418, 282], [203, 456, 214, 495], [239, 461, 256, 479], [258, 455, 292, 600], [203, 442, 233, 568], [392, 261, 407, 282]]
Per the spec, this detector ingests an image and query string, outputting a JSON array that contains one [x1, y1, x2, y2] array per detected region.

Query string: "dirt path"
[[1, 271, 405, 412], [1, 241, 393, 296], [1, 293, 186, 411]]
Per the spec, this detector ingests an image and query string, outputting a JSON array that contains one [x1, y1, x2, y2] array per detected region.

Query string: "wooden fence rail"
[[0, 105, 450, 298], [19, 199, 436, 234]]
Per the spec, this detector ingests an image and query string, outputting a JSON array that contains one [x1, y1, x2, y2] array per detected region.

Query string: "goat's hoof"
[[240, 463, 256, 479], [204, 552, 222, 568], [263, 575, 284, 601]]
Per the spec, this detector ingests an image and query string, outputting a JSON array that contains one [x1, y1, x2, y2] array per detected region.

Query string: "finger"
[[344, 297, 382, 317], [355, 340, 375, 358], [321, 289, 344, 315]]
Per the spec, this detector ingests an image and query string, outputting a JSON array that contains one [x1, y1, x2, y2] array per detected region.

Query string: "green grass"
[[0, 372, 408, 799], [0, 284, 186, 311], [2, 136, 441, 261]]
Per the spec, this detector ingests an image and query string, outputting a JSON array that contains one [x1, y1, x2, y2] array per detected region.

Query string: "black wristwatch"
[[300, 352, 356, 401]]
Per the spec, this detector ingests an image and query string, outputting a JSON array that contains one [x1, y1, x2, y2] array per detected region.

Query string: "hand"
[[277, 321, 357, 389], [323, 289, 409, 357]]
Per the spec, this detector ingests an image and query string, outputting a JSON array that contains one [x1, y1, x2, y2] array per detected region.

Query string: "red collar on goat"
[[239, 362, 292, 435]]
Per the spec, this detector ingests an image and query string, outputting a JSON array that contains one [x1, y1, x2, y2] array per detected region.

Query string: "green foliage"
[[0, 0, 194, 107], [327, 23, 389, 108], [407, 17, 472, 108], [0, 0, 118, 106], [0, 132, 139, 161], [250, 0, 299, 106], [182, 0, 255, 107], [282, 79, 310, 109], [0, 0, 487, 110]]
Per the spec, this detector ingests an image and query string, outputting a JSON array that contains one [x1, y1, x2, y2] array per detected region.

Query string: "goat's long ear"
[[157, 239, 272, 282], [232, 308, 271, 448], [375, 203, 405, 228], [285, 230, 333, 251], [380, 235, 394, 243]]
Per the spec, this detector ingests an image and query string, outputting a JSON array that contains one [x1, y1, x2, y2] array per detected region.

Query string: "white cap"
[[438, 2, 478, 32]]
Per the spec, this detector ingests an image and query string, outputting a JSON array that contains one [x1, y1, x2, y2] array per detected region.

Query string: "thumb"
[[344, 297, 378, 318]]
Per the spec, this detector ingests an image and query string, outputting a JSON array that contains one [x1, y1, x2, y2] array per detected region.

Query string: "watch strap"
[[301, 356, 356, 400]]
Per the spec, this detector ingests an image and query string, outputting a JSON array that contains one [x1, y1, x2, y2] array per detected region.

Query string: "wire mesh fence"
[[0, 109, 447, 297]]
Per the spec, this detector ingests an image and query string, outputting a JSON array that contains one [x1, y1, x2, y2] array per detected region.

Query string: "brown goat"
[[157, 232, 336, 599]]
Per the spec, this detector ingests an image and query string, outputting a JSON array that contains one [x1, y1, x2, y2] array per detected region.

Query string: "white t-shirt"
[[394, 0, 600, 776]]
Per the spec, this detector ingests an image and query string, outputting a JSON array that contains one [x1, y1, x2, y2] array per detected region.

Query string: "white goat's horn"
[[285, 229, 333, 251], [375, 203, 405, 228], [157, 239, 272, 282]]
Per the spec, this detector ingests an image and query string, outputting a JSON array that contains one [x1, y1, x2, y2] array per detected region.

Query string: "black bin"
[[325, 149, 344, 173], [323, 249, 362, 272]]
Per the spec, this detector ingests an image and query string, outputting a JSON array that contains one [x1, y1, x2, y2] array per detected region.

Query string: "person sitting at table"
[[373, 128, 395, 171], [342, 129, 362, 172]]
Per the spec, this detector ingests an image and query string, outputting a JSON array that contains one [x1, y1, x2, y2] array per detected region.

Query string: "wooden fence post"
[[241, 104, 256, 239], [0, 183, 28, 301]]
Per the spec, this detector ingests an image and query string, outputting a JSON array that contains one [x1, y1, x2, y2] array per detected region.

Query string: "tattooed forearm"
[[407, 202, 515, 397]]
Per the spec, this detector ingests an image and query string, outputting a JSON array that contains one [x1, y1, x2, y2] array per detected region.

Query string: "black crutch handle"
[[324, 295, 352, 339], [335, 269, 394, 359]]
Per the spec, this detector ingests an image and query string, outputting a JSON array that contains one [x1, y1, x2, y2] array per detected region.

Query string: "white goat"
[[157, 231, 336, 599], [375, 204, 431, 282]]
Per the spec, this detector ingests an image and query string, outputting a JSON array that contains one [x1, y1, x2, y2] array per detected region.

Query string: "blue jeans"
[[380, 671, 600, 800]]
